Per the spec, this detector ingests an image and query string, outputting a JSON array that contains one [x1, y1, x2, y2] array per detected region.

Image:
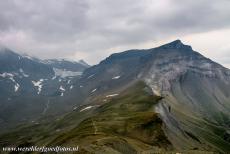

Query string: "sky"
[[0, 0, 230, 68]]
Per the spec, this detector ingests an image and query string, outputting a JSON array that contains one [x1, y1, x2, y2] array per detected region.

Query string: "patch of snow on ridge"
[[59, 86, 65, 96], [32, 79, 44, 94], [22, 55, 33, 60], [70, 85, 73, 89], [80, 106, 94, 112], [9, 76, 19, 92], [53, 68, 82, 78], [19, 68, 29, 77], [112, 76, 120, 79], [73, 106, 79, 110], [0, 72, 20, 92], [59, 86, 65, 91], [80, 105, 99, 112], [14, 83, 20, 92], [106, 94, 119, 97], [91, 89, 97, 93], [0, 72, 14, 78]]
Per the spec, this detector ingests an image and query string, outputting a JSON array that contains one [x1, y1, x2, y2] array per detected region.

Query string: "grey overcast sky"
[[0, 0, 230, 68]]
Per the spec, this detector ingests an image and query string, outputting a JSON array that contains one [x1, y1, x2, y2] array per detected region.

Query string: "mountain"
[[43, 59, 89, 72], [0, 47, 90, 131], [65, 40, 230, 152], [0, 40, 230, 153]]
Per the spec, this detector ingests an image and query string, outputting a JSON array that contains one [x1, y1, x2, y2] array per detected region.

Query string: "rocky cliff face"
[[140, 40, 230, 152], [144, 40, 230, 96]]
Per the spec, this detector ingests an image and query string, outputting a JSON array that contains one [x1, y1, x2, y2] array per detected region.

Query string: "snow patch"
[[2, 74, 20, 92], [106, 94, 119, 97], [59, 86, 65, 91], [0, 72, 14, 78], [23, 55, 34, 60], [32, 79, 43, 94], [14, 83, 20, 92], [80, 106, 94, 112], [70, 85, 73, 89], [52, 76, 56, 80], [59, 86, 65, 96], [53, 68, 82, 78], [73, 106, 79, 110], [0, 73, 20, 92], [19, 68, 29, 77], [112, 76, 120, 79], [91, 89, 97, 93]]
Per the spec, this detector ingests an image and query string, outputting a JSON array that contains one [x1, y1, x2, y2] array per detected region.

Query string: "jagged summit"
[[159, 39, 192, 50], [78, 59, 90, 67]]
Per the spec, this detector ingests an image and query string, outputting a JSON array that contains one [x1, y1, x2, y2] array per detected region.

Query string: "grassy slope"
[[164, 72, 230, 153], [0, 81, 173, 154], [0, 81, 221, 154], [47, 81, 173, 153]]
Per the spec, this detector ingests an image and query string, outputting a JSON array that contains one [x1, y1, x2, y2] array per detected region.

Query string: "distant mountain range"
[[0, 40, 230, 153], [0, 48, 89, 130]]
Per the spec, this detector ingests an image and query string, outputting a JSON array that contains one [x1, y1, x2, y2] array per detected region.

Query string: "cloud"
[[0, 0, 230, 66]]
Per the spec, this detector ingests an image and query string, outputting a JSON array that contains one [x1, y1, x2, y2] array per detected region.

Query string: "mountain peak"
[[170, 39, 183, 44], [160, 39, 192, 50], [78, 59, 90, 67], [0, 47, 19, 57]]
